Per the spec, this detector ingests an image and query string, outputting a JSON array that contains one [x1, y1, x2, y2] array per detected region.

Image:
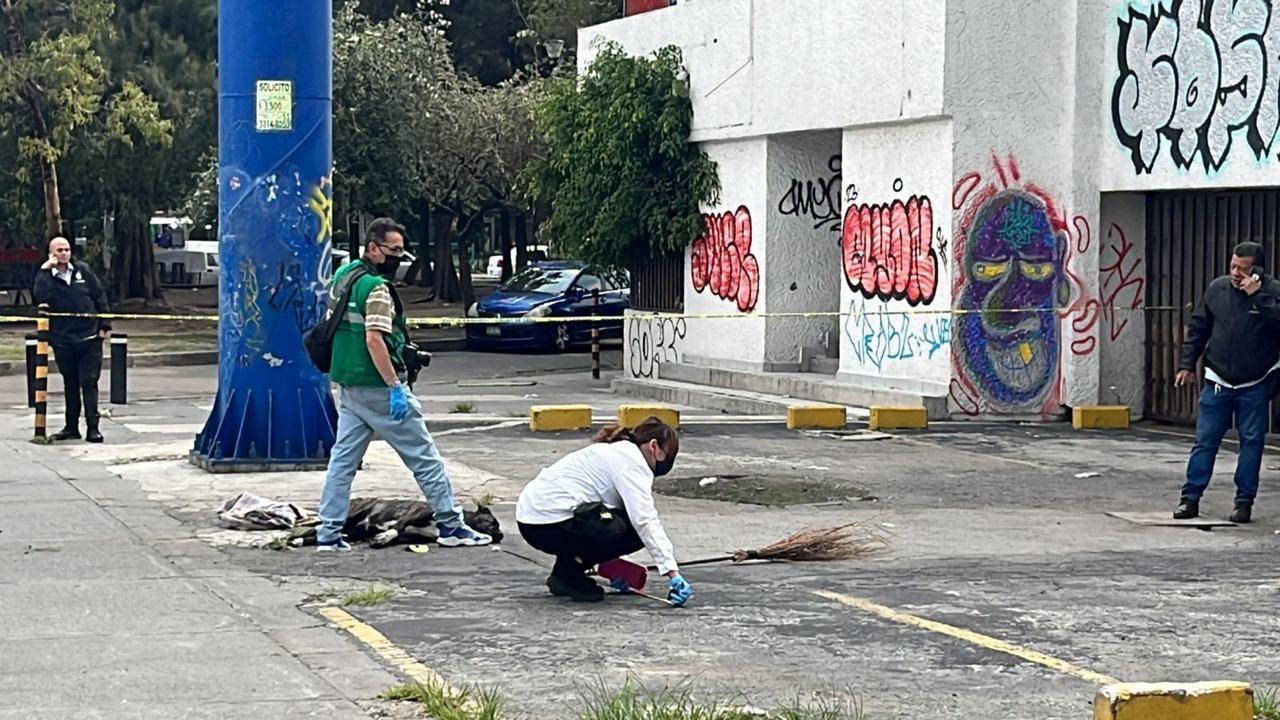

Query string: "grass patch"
[[450, 401, 478, 414], [340, 586, 396, 607], [0, 332, 218, 362], [1258, 688, 1280, 720], [381, 681, 511, 720], [577, 680, 864, 720], [381, 678, 864, 720]]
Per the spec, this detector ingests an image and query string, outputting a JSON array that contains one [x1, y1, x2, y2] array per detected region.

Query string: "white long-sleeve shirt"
[[516, 441, 679, 575]]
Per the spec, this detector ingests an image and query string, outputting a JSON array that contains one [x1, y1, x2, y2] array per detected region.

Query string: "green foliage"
[[0, 0, 173, 237], [523, 41, 719, 271]]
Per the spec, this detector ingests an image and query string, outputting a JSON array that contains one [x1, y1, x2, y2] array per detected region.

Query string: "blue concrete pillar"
[[192, 0, 337, 471]]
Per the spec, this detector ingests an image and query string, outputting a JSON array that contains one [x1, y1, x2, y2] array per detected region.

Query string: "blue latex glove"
[[389, 383, 412, 422], [610, 578, 632, 593], [667, 574, 693, 606]]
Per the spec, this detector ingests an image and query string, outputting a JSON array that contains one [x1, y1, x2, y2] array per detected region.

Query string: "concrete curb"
[[0, 336, 467, 377]]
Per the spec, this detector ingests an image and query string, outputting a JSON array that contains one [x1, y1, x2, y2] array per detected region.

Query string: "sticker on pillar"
[[255, 80, 293, 132]]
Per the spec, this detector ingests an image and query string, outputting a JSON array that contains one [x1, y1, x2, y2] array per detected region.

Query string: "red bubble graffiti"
[[690, 206, 761, 313], [841, 194, 939, 306]]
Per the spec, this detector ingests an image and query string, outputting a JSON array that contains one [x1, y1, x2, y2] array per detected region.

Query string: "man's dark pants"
[[51, 339, 102, 430], [1181, 381, 1270, 506]]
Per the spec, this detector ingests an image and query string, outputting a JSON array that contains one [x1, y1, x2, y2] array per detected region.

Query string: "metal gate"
[[1144, 190, 1280, 429]]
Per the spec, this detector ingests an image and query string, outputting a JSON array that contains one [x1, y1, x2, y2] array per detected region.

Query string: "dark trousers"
[[519, 507, 645, 579], [1181, 381, 1270, 505], [52, 339, 102, 428]]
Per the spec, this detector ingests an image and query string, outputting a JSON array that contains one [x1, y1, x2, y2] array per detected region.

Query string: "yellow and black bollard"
[[33, 303, 49, 440], [591, 288, 601, 380]]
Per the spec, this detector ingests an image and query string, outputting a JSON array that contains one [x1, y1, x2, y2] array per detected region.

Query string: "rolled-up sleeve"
[[364, 284, 395, 334], [615, 466, 679, 575]]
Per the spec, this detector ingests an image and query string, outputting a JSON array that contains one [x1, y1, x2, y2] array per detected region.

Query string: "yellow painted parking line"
[[813, 589, 1119, 686], [318, 606, 454, 691]]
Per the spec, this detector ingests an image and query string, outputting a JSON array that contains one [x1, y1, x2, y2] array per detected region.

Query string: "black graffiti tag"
[[777, 155, 842, 232]]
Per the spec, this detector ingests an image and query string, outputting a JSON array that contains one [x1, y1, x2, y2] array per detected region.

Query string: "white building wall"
[[594, 0, 1280, 417], [682, 138, 768, 369], [580, 0, 948, 142], [837, 119, 954, 397]]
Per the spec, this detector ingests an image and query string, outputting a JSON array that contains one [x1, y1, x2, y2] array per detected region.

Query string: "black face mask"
[[653, 453, 675, 477], [375, 255, 402, 278]]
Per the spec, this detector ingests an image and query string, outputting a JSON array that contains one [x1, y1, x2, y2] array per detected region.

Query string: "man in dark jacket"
[[1173, 242, 1280, 523], [32, 237, 112, 443]]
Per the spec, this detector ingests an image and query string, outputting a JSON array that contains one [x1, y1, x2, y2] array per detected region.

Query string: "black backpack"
[[303, 265, 369, 373]]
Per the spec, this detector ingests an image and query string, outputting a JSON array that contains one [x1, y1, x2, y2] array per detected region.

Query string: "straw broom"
[[648, 522, 887, 570]]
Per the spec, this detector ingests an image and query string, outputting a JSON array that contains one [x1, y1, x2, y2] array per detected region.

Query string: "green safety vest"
[[328, 258, 408, 387]]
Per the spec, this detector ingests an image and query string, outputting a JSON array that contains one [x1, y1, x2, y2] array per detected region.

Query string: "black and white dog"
[[289, 498, 504, 549]]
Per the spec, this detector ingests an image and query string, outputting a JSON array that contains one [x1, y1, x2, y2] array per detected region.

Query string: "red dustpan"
[[597, 558, 648, 590]]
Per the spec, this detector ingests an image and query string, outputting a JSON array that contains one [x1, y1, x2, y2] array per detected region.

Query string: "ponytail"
[[592, 416, 679, 460], [593, 424, 635, 443]]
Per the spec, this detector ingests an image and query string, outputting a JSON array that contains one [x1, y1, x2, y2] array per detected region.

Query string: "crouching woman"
[[515, 417, 693, 605]]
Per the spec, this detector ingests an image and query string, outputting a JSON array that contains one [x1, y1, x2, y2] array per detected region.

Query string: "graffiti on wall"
[[777, 155, 842, 232], [844, 295, 952, 372], [691, 206, 761, 313], [841, 179, 941, 306], [950, 155, 1092, 417], [1099, 223, 1146, 342], [627, 316, 687, 378], [1113, 0, 1280, 173]]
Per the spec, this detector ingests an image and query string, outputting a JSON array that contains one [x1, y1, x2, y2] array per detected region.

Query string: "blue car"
[[464, 261, 630, 352]]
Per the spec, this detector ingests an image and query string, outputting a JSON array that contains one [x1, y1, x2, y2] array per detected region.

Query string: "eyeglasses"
[[377, 243, 406, 257]]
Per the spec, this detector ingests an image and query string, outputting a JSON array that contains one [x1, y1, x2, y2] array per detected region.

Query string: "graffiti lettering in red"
[[690, 206, 761, 313], [1099, 223, 1145, 342], [841, 194, 939, 306]]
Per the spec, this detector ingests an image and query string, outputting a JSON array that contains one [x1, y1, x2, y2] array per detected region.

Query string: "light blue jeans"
[[318, 385, 463, 544]]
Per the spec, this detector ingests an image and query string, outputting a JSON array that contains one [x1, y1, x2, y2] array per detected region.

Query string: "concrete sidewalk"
[[0, 415, 399, 720]]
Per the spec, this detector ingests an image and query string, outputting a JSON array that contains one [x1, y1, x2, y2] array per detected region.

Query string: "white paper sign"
[[255, 80, 293, 132]]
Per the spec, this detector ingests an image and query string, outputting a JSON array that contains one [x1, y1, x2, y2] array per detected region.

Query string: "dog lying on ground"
[[288, 498, 503, 548]]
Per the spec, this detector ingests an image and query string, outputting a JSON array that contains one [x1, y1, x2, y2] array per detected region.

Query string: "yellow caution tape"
[[0, 304, 1195, 327]]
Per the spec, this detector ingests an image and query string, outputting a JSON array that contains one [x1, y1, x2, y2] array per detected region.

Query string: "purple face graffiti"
[[955, 190, 1069, 411]]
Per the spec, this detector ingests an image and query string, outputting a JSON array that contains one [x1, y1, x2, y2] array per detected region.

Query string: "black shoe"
[[85, 420, 103, 444], [1173, 500, 1199, 520], [546, 573, 604, 603], [51, 427, 81, 441], [1230, 504, 1253, 524]]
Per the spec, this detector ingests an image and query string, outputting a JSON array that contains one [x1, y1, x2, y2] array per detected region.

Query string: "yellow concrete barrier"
[[1094, 681, 1253, 720], [1073, 406, 1131, 430], [618, 404, 680, 430], [787, 404, 847, 430], [868, 406, 927, 431], [528, 405, 593, 432]]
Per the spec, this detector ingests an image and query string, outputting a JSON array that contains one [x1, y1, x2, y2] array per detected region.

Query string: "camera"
[[402, 340, 432, 387]]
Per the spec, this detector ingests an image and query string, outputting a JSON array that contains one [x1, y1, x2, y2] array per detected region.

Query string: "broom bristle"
[[730, 523, 886, 563]]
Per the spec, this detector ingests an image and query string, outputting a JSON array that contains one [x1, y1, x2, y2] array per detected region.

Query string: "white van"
[[155, 240, 219, 288]]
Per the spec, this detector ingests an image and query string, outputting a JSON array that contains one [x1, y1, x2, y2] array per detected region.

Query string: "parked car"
[[486, 245, 549, 279], [465, 261, 630, 352]]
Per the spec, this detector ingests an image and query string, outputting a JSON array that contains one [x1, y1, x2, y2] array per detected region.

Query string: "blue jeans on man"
[[1181, 381, 1270, 508], [317, 385, 488, 548]]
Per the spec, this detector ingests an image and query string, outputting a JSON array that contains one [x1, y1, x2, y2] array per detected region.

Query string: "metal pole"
[[591, 288, 601, 380], [194, 0, 336, 471], [33, 305, 49, 440], [25, 333, 36, 408], [110, 334, 128, 405]]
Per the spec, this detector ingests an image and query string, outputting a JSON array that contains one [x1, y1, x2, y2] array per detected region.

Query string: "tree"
[[522, 41, 719, 272], [0, 0, 172, 240], [514, 0, 619, 60]]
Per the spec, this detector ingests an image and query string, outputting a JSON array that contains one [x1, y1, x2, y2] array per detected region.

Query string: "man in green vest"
[[316, 217, 492, 551]]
